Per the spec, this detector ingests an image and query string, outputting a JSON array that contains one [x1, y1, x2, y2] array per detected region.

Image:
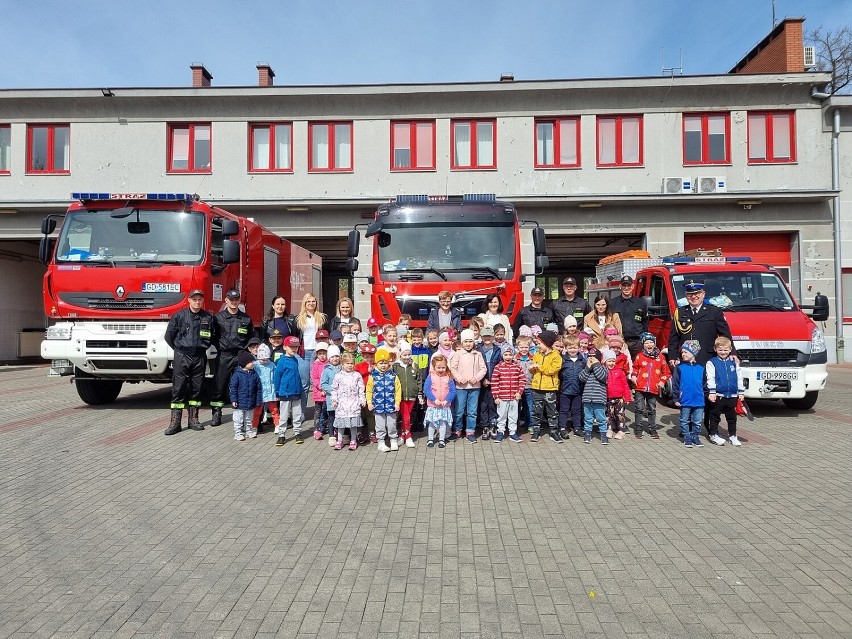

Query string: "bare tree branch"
[[807, 26, 852, 94]]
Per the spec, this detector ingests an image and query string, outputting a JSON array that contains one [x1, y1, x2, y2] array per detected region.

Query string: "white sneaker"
[[273, 426, 280, 435], [247, 430, 258, 439], [329, 436, 337, 447], [235, 434, 246, 441], [397, 437, 404, 447], [405, 438, 416, 448], [390, 439, 399, 451], [710, 434, 726, 446], [729, 435, 741, 446], [378, 442, 391, 453]]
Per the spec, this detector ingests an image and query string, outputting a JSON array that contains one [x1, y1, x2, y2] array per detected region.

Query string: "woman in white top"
[[477, 293, 514, 344], [296, 292, 328, 366]]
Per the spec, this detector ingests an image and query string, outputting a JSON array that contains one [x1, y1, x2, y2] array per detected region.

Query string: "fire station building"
[[0, 17, 849, 361]]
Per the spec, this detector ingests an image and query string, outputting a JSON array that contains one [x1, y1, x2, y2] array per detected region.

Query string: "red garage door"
[[684, 232, 792, 267]]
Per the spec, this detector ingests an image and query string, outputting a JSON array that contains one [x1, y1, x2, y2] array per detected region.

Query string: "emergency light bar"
[[72, 192, 195, 203], [395, 193, 497, 205], [663, 256, 752, 265]]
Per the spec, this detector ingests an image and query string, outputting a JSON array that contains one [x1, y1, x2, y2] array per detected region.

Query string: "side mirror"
[[809, 292, 829, 322], [222, 239, 240, 264], [377, 231, 391, 248], [39, 237, 55, 264], [346, 257, 359, 274], [347, 230, 360, 258], [41, 216, 57, 235], [647, 305, 669, 319], [221, 219, 239, 237], [532, 226, 547, 256], [535, 255, 549, 271]]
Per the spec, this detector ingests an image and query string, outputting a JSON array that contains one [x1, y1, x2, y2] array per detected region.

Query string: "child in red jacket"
[[603, 349, 632, 440], [490, 344, 527, 443], [630, 332, 671, 439]]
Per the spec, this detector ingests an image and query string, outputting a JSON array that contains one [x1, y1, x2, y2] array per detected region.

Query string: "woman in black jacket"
[[258, 295, 300, 342]]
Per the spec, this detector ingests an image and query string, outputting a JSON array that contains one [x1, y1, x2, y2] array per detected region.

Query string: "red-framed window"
[[843, 269, 852, 323], [249, 123, 293, 172], [390, 120, 436, 171], [0, 125, 10, 174], [748, 111, 796, 163], [683, 113, 730, 165], [451, 119, 496, 169], [27, 124, 70, 174], [168, 123, 211, 173], [596, 115, 642, 167], [308, 121, 353, 172], [535, 117, 580, 168]]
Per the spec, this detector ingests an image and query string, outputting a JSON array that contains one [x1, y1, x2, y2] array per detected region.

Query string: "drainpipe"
[[833, 108, 844, 363]]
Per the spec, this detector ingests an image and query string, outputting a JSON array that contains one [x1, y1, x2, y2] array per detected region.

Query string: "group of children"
[[227, 311, 745, 450]]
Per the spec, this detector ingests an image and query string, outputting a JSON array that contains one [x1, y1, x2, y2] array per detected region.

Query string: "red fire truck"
[[39, 192, 320, 405], [345, 194, 548, 327], [589, 252, 829, 410]]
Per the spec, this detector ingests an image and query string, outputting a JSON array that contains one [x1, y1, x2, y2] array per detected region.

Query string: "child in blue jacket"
[[671, 340, 706, 448], [273, 336, 307, 446], [558, 335, 586, 438], [230, 351, 263, 441]]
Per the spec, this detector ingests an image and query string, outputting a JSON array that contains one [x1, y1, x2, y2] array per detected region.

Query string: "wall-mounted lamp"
[[578, 201, 603, 208], [737, 199, 761, 210], [286, 206, 310, 212], [101, 88, 115, 97]]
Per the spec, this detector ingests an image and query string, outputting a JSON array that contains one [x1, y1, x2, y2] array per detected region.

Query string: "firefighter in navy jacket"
[[210, 289, 254, 426], [667, 282, 734, 368], [164, 289, 215, 435]]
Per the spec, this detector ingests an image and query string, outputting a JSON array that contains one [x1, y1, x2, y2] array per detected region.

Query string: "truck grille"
[[87, 298, 155, 310], [87, 340, 147, 349], [737, 349, 799, 363], [59, 292, 183, 310], [90, 360, 149, 370]]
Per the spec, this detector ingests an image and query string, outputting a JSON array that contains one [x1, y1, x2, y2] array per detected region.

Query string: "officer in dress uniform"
[[164, 289, 215, 435], [667, 281, 735, 432], [210, 289, 254, 426]]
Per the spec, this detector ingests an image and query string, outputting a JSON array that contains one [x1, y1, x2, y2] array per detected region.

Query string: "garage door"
[[684, 232, 792, 266]]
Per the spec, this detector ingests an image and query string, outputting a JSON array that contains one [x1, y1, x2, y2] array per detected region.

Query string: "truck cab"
[[635, 255, 829, 410]]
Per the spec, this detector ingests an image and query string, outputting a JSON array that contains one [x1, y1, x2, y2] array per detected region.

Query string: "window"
[[309, 122, 353, 172], [535, 117, 580, 168], [451, 119, 496, 169], [683, 113, 730, 165], [27, 124, 70, 173], [748, 111, 796, 163], [168, 123, 211, 173], [249, 123, 292, 172], [596, 115, 642, 167], [843, 270, 852, 322], [0, 125, 9, 174], [390, 120, 435, 171]]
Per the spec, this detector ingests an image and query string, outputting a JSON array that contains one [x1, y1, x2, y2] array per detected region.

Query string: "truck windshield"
[[671, 271, 796, 310], [55, 209, 205, 265], [377, 222, 516, 279]]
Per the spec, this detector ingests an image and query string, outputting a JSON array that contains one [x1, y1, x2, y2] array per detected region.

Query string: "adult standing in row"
[[164, 289, 215, 435], [296, 292, 328, 367], [258, 295, 299, 342], [329, 297, 360, 333], [478, 293, 513, 344], [427, 290, 463, 332], [512, 286, 553, 333], [609, 275, 648, 361], [551, 277, 591, 332], [210, 289, 254, 426], [583, 295, 623, 349]]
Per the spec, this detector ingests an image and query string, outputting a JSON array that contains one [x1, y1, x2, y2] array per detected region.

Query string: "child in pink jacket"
[[311, 342, 330, 440], [602, 348, 632, 440]]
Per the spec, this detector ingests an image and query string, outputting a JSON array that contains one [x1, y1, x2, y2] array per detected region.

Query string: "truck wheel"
[[782, 392, 818, 411], [75, 373, 123, 405]]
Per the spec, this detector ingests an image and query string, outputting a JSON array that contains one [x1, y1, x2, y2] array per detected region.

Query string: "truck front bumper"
[[742, 363, 827, 400]]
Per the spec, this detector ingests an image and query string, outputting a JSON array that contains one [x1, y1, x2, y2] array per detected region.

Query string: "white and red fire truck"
[[588, 251, 829, 410], [39, 192, 320, 405]]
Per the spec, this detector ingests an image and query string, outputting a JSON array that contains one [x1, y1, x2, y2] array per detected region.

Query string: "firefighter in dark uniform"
[[550, 277, 591, 332], [512, 286, 554, 333], [609, 275, 648, 361], [210, 289, 254, 426], [164, 288, 215, 435], [667, 281, 735, 432]]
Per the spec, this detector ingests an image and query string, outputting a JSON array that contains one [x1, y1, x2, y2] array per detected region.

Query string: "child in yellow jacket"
[[529, 330, 563, 442]]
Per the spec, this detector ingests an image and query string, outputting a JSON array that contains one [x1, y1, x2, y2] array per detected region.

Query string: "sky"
[[2, 0, 850, 89]]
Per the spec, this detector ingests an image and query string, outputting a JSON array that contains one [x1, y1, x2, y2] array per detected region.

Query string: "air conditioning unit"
[[695, 176, 726, 194], [803, 46, 816, 69], [662, 177, 692, 194]]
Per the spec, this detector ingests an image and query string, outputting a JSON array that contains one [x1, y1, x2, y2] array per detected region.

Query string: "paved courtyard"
[[1, 363, 851, 638]]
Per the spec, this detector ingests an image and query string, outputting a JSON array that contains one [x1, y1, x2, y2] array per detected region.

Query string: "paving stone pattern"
[[1, 364, 851, 638]]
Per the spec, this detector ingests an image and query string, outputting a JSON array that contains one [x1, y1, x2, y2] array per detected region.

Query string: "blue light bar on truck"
[[663, 256, 752, 264], [395, 193, 496, 205], [72, 192, 195, 203]]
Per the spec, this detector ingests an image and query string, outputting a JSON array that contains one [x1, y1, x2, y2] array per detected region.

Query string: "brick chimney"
[[257, 63, 276, 87], [729, 17, 806, 74], [190, 63, 213, 87]]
